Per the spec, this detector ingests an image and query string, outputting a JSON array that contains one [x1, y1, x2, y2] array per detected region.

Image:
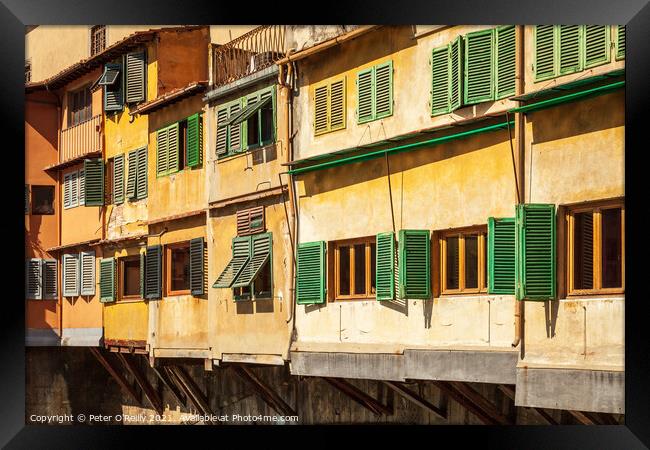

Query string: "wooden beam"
[[322, 377, 392, 416], [595, 412, 620, 425], [169, 365, 217, 424], [567, 409, 597, 425], [433, 381, 495, 425], [448, 381, 512, 425], [116, 353, 163, 415], [497, 384, 558, 425], [231, 365, 296, 417], [150, 364, 186, 407], [383, 381, 447, 420], [89, 347, 142, 406]]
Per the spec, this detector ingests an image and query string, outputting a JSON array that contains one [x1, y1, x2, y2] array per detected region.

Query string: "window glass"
[[171, 245, 190, 292], [338, 245, 350, 295], [31, 185, 54, 215], [123, 258, 140, 297], [601, 208, 622, 288], [446, 236, 460, 290], [465, 235, 479, 289], [253, 260, 272, 298], [354, 244, 366, 295]]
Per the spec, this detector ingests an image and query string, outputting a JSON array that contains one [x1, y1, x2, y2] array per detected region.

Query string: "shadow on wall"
[[544, 300, 560, 339]]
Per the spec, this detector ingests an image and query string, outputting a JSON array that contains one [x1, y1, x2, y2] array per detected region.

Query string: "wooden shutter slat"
[[488, 217, 516, 294], [189, 237, 205, 295], [228, 103, 242, 153], [357, 68, 374, 123], [125, 51, 145, 104], [464, 29, 495, 105], [80, 251, 96, 296], [136, 147, 147, 199], [186, 113, 201, 168], [216, 108, 229, 156], [26, 258, 42, 300], [139, 251, 145, 298], [113, 154, 125, 204], [534, 25, 556, 81], [156, 128, 168, 175], [42, 259, 57, 299], [616, 25, 625, 60], [449, 37, 462, 111], [145, 245, 162, 299], [70, 170, 79, 208], [431, 45, 450, 115], [63, 174, 71, 208], [63, 253, 80, 297], [104, 62, 124, 112], [376, 232, 395, 301], [584, 25, 610, 68], [329, 78, 346, 131], [236, 206, 264, 236], [559, 25, 582, 75], [398, 230, 430, 299], [375, 61, 393, 119], [496, 26, 516, 99], [296, 241, 326, 304], [167, 122, 180, 174], [516, 204, 556, 300], [232, 233, 272, 288], [83, 158, 104, 206], [314, 85, 329, 135], [99, 258, 116, 302], [126, 150, 137, 199], [213, 237, 251, 288], [78, 169, 85, 206]]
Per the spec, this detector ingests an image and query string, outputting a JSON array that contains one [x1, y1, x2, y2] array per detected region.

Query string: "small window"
[[25, 60, 31, 83], [440, 227, 487, 295], [333, 236, 376, 300], [166, 243, 191, 296], [236, 206, 265, 236], [90, 25, 106, 56], [68, 86, 92, 127], [31, 185, 54, 215], [120, 256, 140, 300]]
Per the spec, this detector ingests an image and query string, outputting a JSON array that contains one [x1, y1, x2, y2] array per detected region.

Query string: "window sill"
[[166, 291, 191, 298], [333, 297, 376, 302], [117, 298, 144, 304], [566, 290, 624, 298], [217, 142, 277, 163], [440, 290, 488, 296]]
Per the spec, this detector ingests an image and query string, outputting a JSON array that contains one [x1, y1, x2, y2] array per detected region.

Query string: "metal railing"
[[212, 25, 286, 87], [59, 114, 102, 163]]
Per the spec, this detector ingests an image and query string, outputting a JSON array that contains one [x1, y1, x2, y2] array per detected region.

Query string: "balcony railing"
[[212, 25, 286, 88], [59, 114, 102, 163]]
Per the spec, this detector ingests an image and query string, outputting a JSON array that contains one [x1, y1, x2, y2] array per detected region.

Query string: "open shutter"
[[216, 108, 229, 156], [464, 29, 495, 105], [156, 127, 168, 175], [488, 217, 516, 294], [449, 37, 463, 111], [104, 63, 124, 112], [125, 51, 145, 104], [189, 237, 205, 296], [329, 78, 346, 131], [26, 259, 42, 300], [534, 25, 556, 81], [496, 25, 516, 99], [375, 61, 393, 119], [136, 147, 147, 199], [63, 174, 71, 208], [186, 113, 202, 168], [584, 25, 610, 68], [99, 258, 116, 302], [232, 233, 272, 288], [126, 150, 137, 199], [376, 232, 395, 301], [615, 25, 625, 60], [228, 102, 242, 153], [431, 45, 450, 115], [80, 251, 96, 296], [113, 154, 125, 204], [558, 25, 582, 75], [62, 253, 80, 297], [42, 259, 57, 299], [213, 237, 251, 288], [357, 67, 374, 123], [167, 122, 180, 174], [84, 158, 104, 206], [516, 204, 556, 301], [139, 251, 146, 298], [398, 230, 430, 299], [145, 245, 162, 299], [296, 241, 326, 304], [314, 84, 329, 135], [70, 170, 79, 208]]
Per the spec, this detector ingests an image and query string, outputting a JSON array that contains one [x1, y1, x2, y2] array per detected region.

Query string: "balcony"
[[54, 115, 102, 169], [211, 25, 286, 88]]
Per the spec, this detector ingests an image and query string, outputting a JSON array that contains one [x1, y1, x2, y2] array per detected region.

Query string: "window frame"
[[165, 242, 192, 297], [332, 236, 376, 301], [62, 169, 84, 209], [68, 85, 92, 127], [119, 255, 142, 301], [566, 199, 625, 296], [90, 25, 107, 57], [439, 226, 488, 295]]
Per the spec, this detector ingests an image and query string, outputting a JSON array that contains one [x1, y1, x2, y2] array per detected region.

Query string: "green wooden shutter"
[[398, 230, 431, 299], [375, 232, 395, 301], [113, 154, 125, 204], [104, 62, 124, 112], [329, 79, 345, 131], [136, 147, 147, 199], [189, 237, 205, 296], [534, 25, 556, 81], [42, 259, 57, 299], [145, 245, 162, 299], [232, 233, 272, 288], [213, 237, 251, 288], [186, 113, 202, 168], [126, 150, 137, 199], [488, 217, 516, 294], [449, 37, 463, 111], [139, 251, 145, 298], [314, 84, 329, 135], [84, 158, 104, 206], [296, 241, 326, 304], [26, 259, 42, 299], [375, 61, 393, 119], [228, 102, 242, 153], [558, 25, 582, 75], [615, 25, 625, 60], [167, 122, 180, 174], [431, 45, 450, 115], [156, 127, 169, 175], [516, 204, 556, 301], [80, 251, 96, 296], [357, 67, 374, 124], [99, 258, 116, 302], [584, 25, 610, 68], [125, 51, 145, 104], [496, 25, 516, 99], [216, 108, 229, 156], [464, 29, 495, 105]]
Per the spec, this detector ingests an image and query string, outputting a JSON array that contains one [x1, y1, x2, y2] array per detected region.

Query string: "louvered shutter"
[[70, 170, 79, 208], [213, 237, 251, 288], [136, 147, 147, 199], [126, 150, 137, 199], [228, 102, 242, 153], [63, 173, 71, 208], [376, 232, 395, 301], [233, 233, 272, 288], [314, 85, 329, 135], [113, 154, 124, 204], [125, 51, 145, 104], [375, 61, 393, 119], [464, 29, 495, 105], [99, 258, 116, 302], [449, 37, 462, 111], [515, 204, 556, 301], [62, 253, 80, 297], [84, 158, 104, 206], [26, 258, 42, 299], [186, 113, 202, 168], [145, 245, 162, 299], [139, 251, 146, 298], [534, 25, 556, 81], [167, 122, 180, 174], [330, 79, 346, 131], [156, 127, 169, 175], [296, 241, 326, 304], [488, 217, 516, 294], [616, 25, 625, 60], [78, 169, 85, 206], [189, 237, 205, 295], [357, 67, 374, 123], [42, 259, 57, 299], [237, 206, 265, 237], [104, 62, 124, 112], [496, 26, 516, 99], [80, 251, 96, 296], [584, 25, 610, 68], [216, 108, 229, 156], [398, 230, 430, 299], [431, 46, 450, 115], [558, 25, 582, 75]]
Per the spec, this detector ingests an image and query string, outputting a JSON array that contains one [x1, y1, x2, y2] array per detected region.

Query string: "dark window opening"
[[179, 120, 187, 170], [91, 25, 106, 56], [31, 185, 54, 215], [69, 87, 92, 127], [260, 101, 274, 144], [105, 158, 114, 205], [121, 257, 140, 298], [247, 109, 260, 148], [253, 260, 272, 298], [602, 208, 622, 289], [573, 211, 594, 290], [446, 236, 460, 290], [334, 237, 376, 300], [465, 235, 479, 289], [338, 245, 351, 296], [169, 244, 190, 293]]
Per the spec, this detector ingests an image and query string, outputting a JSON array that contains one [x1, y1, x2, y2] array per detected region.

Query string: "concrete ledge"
[[153, 348, 211, 359], [221, 353, 285, 366], [25, 328, 61, 347], [61, 328, 103, 347], [515, 366, 624, 414], [289, 351, 405, 381], [404, 348, 518, 384]]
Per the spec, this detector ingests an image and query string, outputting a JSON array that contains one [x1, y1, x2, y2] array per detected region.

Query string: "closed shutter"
[[42, 259, 57, 299], [113, 154, 124, 204], [216, 108, 229, 156], [232, 233, 272, 288], [213, 237, 251, 288], [136, 147, 147, 199], [534, 25, 556, 81], [314, 84, 329, 135], [126, 150, 137, 199], [357, 67, 374, 123], [236, 206, 265, 236], [375, 232, 395, 301], [104, 63, 124, 112], [375, 61, 393, 119], [186, 113, 202, 167], [167, 122, 180, 174], [26, 258, 42, 299], [431, 46, 450, 115], [495, 25, 516, 99], [487, 217, 516, 294], [84, 158, 104, 206], [329, 79, 346, 131], [78, 169, 85, 206], [80, 251, 96, 296], [449, 37, 463, 111], [584, 25, 610, 68], [125, 51, 145, 104], [228, 102, 242, 153], [464, 29, 495, 105], [296, 241, 326, 304], [516, 204, 556, 301], [62, 253, 80, 297], [70, 170, 79, 208], [145, 245, 162, 299], [398, 230, 430, 299], [189, 237, 205, 296], [63, 173, 71, 208], [99, 258, 116, 302], [558, 25, 582, 75], [616, 25, 625, 60], [139, 251, 146, 298], [156, 127, 169, 175]]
